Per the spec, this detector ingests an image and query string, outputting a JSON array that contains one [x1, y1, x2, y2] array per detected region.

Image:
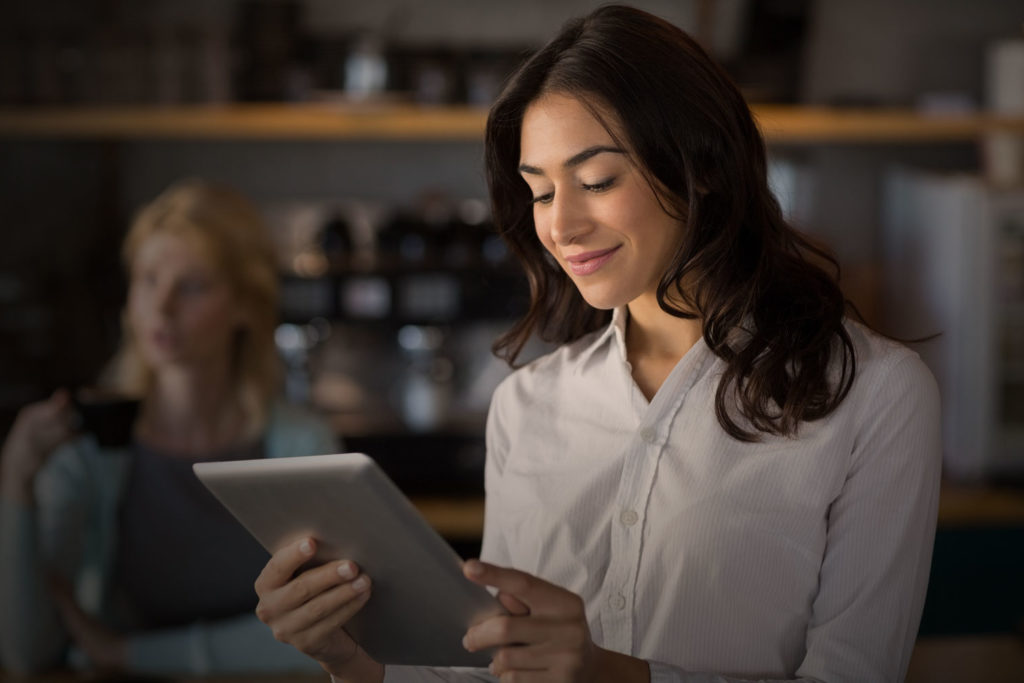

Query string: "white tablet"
[[193, 452, 504, 667]]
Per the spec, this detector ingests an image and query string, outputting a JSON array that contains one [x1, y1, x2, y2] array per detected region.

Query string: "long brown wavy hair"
[[485, 5, 855, 441]]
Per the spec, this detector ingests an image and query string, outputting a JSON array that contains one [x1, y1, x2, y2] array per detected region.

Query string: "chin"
[[140, 347, 183, 368], [577, 290, 625, 311]]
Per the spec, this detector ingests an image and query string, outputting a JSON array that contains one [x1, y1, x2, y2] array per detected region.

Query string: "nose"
[[152, 281, 176, 316], [545, 192, 592, 247]]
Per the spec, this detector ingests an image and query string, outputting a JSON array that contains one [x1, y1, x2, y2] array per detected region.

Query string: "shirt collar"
[[576, 306, 629, 371], [610, 306, 630, 363]]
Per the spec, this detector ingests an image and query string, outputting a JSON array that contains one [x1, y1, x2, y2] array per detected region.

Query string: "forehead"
[[133, 230, 216, 271], [520, 92, 622, 163]]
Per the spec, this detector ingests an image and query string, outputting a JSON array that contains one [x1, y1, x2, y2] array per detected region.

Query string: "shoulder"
[[843, 319, 941, 447], [34, 436, 131, 504], [845, 320, 937, 398], [264, 401, 340, 459], [488, 329, 606, 443], [493, 329, 606, 406]]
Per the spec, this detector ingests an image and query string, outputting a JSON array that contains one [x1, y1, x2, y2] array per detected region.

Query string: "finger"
[[267, 571, 371, 634], [463, 560, 583, 618], [498, 591, 530, 616], [41, 389, 73, 424], [268, 577, 372, 655], [284, 583, 373, 660], [256, 559, 364, 629], [464, 614, 587, 653], [49, 388, 71, 409], [255, 537, 323, 595], [277, 558, 364, 610], [490, 642, 574, 678]]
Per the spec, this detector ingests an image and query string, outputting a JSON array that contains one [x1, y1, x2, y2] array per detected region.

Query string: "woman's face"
[[519, 92, 684, 311], [128, 231, 243, 374]]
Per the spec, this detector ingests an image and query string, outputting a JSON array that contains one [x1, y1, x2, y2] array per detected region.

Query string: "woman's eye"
[[135, 271, 158, 288], [582, 178, 616, 193], [178, 279, 210, 296], [531, 192, 554, 205]]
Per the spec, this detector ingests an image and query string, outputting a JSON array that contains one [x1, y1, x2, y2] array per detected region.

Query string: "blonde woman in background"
[[0, 179, 337, 675]]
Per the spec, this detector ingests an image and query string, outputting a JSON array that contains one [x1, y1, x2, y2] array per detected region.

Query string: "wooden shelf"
[[0, 103, 488, 141], [754, 105, 1024, 143], [937, 481, 1024, 528], [1, 103, 1023, 142], [410, 481, 1024, 541], [411, 496, 485, 540], [907, 635, 1024, 683]]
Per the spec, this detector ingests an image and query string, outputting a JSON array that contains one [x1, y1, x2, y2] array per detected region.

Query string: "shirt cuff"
[[648, 659, 686, 683]]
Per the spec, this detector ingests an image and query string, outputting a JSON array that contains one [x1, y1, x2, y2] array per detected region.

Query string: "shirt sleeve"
[[0, 442, 93, 673], [478, 377, 514, 567], [648, 353, 942, 683], [381, 666, 497, 682]]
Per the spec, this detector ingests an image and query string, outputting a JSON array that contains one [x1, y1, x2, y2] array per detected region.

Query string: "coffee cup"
[[73, 390, 141, 448]]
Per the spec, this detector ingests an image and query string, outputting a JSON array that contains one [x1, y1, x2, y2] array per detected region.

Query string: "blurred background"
[[1, 0, 1023, 677]]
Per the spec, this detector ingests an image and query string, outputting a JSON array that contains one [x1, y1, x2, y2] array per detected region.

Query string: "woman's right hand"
[[0, 389, 76, 503], [254, 537, 383, 683]]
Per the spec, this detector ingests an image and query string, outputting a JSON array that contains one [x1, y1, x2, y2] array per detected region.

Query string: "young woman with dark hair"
[[252, 6, 941, 682]]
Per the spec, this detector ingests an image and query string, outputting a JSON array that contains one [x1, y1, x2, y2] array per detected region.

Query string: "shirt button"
[[620, 509, 639, 526], [609, 593, 626, 610], [639, 427, 657, 444]]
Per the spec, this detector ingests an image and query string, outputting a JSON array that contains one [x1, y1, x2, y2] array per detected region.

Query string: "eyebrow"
[[518, 145, 625, 175]]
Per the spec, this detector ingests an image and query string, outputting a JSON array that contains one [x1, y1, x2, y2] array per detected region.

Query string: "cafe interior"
[[1, 0, 1023, 680]]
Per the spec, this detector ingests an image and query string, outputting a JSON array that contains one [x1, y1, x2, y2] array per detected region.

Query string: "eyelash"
[[530, 178, 617, 205]]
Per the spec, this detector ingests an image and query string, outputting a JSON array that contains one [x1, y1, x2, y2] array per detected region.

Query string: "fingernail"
[[464, 560, 483, 577], [352, 576, 369, 592], [299, 540, 313, 555], [338, 562, 355, 580], [488, 660, 495, 675], [462, 634, 471, 651]]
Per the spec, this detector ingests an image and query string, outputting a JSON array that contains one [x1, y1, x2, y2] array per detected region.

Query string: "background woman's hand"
[[0, 389, 76, 503], [254, 537, 383, 682], [462, 560, 650, 683]]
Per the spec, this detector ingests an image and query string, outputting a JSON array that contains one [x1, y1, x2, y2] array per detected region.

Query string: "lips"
[[564, 245, 621, 276], [150, 329, 178, 350]]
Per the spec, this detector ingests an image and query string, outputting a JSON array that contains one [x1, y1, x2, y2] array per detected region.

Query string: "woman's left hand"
[[461, 560, 649, 683], [48, 576, 126, 671]]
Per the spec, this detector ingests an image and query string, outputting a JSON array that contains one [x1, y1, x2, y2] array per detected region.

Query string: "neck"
[[625, 294, 702, 362], [139, 362, 246, 455], [624, 294, 702, 402]]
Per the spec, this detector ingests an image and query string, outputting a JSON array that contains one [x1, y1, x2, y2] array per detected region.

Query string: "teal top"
[[0, 401, 338, 675]]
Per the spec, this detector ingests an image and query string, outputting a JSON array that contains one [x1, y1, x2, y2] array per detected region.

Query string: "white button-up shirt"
[[383, 308, 941, 682]]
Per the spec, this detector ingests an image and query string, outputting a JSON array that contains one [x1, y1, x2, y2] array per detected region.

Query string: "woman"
[[252, 6, 941, 683], [0, 179, 337, 674]]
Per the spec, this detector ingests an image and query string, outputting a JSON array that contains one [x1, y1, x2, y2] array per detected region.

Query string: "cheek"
[[183, 296, 235, 330], [195, 296, 246, 341], [533, 213, 557, 256], [126, 289, 149, 329]]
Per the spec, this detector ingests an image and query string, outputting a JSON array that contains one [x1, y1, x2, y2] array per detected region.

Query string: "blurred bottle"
[[344, 33, 388, 100], [397, 325, 453, 432], [320, 211, 354, 270]]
